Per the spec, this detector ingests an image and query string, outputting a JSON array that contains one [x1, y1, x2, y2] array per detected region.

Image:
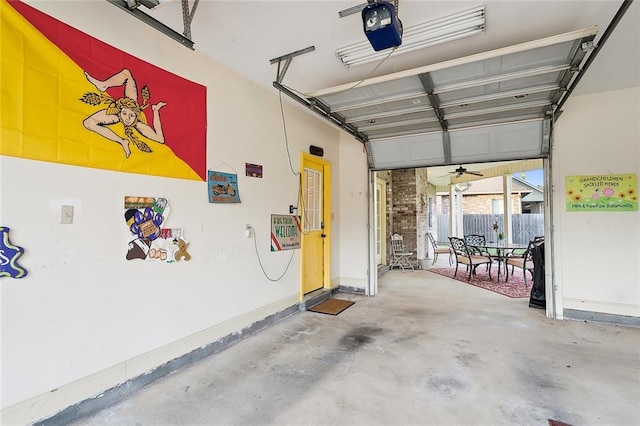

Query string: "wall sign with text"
[[208, 171, 241, 203], [270, 215, 301, 251], [565, 173, 637, 212]]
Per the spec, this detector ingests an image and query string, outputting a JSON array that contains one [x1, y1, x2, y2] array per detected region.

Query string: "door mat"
[[309, 298, 355, 315], [548, 420, 573, 426]]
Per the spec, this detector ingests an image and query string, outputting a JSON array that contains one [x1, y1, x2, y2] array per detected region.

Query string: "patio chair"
[[449, 236, 493, 281], [390, 233, 414, 272], [505, 236, 544, 285], [427, 232, 452, 265], [464, 233, 493, 271], [464, 234, 486, 255]]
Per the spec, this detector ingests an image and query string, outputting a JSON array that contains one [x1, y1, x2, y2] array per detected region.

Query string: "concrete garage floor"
[[72, 267, 639, 426]]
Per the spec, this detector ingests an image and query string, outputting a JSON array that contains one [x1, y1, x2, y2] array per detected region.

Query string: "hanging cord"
[[342, 45, 398, 92], [244, 86, 303, 282], [249, 225, 296, 282], [279, 90, 300, 177], [278, 90, 312, 235], [280, 45, 398, 99], [210, 161, 238, 174]]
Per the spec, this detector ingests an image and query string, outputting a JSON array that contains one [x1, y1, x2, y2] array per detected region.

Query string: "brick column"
[[390, 169, 418, 263]]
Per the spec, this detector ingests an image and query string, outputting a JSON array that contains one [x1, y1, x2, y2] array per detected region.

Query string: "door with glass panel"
[[301, 155, 330, 295]]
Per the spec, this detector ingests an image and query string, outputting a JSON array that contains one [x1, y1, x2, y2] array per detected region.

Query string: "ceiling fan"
[[445, 165, 484, 178]]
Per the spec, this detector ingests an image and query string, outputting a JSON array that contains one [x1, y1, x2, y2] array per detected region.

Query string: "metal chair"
[[449, 236, 493, 281], [390, 233, 414, 272], [505, 236, 544, 285], [427, 232, 452, 265], [464, 234, 486, 254], [464, 233, 493, 271]]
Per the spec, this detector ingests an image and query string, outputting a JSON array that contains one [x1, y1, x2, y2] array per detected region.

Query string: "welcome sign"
[[565, 173, 637, 212], [271, 215, 301, 251]]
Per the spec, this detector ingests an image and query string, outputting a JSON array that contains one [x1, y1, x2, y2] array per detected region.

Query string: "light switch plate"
[[61, 205, 74, 224]]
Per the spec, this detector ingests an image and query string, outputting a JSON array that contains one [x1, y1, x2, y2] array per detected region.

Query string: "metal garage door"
[[305, 27, 597, 170]]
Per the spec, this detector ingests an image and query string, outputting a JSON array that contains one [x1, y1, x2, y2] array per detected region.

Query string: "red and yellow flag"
[[1, 0, 207, 181]]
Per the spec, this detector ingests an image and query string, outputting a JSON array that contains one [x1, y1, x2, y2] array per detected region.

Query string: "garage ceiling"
[[109, 0, 638, 172]]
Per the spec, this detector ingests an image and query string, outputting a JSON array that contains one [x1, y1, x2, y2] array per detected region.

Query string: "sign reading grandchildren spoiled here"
[[565, 173, 637, 212]]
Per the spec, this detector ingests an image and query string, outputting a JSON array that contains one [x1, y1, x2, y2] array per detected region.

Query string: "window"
[[304, 168, 322, 231], [492, 198, 504, 214]]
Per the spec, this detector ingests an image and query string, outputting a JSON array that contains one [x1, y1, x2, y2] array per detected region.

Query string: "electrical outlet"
[[245, 224, 251, 238], [60, 205, 74, 224]]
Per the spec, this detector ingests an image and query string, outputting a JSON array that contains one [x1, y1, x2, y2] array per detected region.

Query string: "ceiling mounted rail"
[[338, 2, 367, 18], [273, 82, 368, 145], [338, 0, 399, 18], [107, 0, 196, 49], [419, 73, 448, 135], [180, 0, 199, 40], [270, 46, 369, 145], [269, 46, 315, 84]]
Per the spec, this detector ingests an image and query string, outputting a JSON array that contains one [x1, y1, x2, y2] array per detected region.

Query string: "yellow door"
[[301, 155, 330, 295]]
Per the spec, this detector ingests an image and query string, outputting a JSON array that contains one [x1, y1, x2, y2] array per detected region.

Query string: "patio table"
[[471, 243, 528, 281]]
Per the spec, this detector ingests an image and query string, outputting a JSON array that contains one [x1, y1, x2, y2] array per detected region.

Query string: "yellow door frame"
[[300, 153, 331, 300]]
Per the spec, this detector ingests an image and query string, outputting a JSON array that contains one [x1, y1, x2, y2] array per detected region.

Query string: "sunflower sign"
[[565, 174, 637, 212]]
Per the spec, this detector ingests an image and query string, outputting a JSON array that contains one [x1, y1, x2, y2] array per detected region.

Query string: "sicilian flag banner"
[[0, 0, 207, 181]]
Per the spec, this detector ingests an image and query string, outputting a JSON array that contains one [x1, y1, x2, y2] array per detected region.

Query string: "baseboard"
[[331, 276, 366, 290], [2, 294, 300, 426], [563, 309, 640, 327], [377, 264, 390, 276], [337, 285, 366, 295], [299, 288, 333, 311], [300, 285, 364, 311], [562, 298, 640, 319]]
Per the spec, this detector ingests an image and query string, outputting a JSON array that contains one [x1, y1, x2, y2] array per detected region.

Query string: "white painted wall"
[[0, 2, 363, 423], [333, 132, 370, 290], [552, 87, 640, 317]]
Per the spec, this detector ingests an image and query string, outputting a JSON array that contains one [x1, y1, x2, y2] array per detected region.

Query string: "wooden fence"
[[436, 214, 544, 244]]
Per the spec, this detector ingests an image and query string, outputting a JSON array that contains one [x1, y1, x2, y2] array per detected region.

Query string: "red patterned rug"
[[428, 266, 533, 298]]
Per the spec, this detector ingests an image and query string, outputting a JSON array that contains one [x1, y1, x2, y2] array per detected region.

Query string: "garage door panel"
[[450, 120, 543, 164], [443, 91, 552, 115], [502, 40, 578, 71], [307, 27, 597, 169], [495, 121, 544, 154], [319, 77, 424, 110], [450, 129, 491, 157], [366, 122, 444, 140], [337, 94, 432, 117], [429, 61, 489, 87], [370, 133, 444, 169]]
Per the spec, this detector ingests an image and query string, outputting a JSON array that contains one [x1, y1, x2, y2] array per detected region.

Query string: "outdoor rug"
[[309, 298, 355, 315], [428, 266, 532, 298]]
